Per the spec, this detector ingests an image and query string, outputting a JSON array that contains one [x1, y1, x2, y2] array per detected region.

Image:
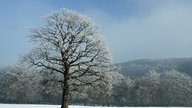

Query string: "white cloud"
[[85, 1, 192, 62]]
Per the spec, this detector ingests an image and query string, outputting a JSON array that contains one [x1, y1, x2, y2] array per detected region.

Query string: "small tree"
[[24, 8, 112, 108]]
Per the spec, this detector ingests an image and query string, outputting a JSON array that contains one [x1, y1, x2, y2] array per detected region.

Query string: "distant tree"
[[89, 71, 124, 106], [112, 73, 134, 106], [135, 70, 161, 106], [0, 64, 41, 103], [24, 8, 112, 108], [161, 70, 192, 106]]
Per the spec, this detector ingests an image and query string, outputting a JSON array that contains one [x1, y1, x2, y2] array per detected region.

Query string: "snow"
[[0, 104, 178, 108], [0, 104, 58, 108]]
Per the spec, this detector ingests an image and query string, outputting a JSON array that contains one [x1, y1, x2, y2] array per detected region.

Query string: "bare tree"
[[24, 8, 112, 108]]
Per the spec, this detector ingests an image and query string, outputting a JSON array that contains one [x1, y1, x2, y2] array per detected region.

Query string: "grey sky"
[[0, 0, 192, 66], [88, 0, 192, 62]]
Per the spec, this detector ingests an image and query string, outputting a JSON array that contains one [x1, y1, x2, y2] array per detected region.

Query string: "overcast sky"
[[1, 0, 192, 66]]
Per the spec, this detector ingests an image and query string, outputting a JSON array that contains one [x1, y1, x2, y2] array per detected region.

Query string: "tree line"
[[0, 64, 192, 106]]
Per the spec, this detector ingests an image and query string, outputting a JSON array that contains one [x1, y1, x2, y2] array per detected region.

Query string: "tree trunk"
[[61, 82, 69, 108], [61, 88, 66, 108], [61, 68, 70, 108]]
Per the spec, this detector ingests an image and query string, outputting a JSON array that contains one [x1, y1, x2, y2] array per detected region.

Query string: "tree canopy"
[[24, 8, 112, 108]]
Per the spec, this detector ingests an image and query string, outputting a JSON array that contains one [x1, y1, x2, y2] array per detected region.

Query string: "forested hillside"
[[118, 58, 192, 77], [0, 58, 192, 106]]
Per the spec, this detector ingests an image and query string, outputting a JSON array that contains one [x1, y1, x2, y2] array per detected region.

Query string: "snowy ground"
[[0, 104, 182, 108]]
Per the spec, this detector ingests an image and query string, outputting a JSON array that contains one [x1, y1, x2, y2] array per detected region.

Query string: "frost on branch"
[[24, 8, 113, 108]]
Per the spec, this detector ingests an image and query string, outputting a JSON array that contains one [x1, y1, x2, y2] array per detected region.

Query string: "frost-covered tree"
[[0, 65, 28, 102], [135, 70, 161, 106], [113, 76, 134, 106], [24, 8, 112, 108], [0, 63, 41, 103], [161, 70, 192, 106], [89, 71, 124, 106]]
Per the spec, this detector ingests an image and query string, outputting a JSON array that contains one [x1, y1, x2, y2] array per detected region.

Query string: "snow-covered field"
[[0, 104, 180, 108], [0, 104, 126, 108], [0, 104, 129, 108]]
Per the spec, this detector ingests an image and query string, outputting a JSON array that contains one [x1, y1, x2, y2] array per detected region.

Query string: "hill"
[[117, 58, 192, 77]]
